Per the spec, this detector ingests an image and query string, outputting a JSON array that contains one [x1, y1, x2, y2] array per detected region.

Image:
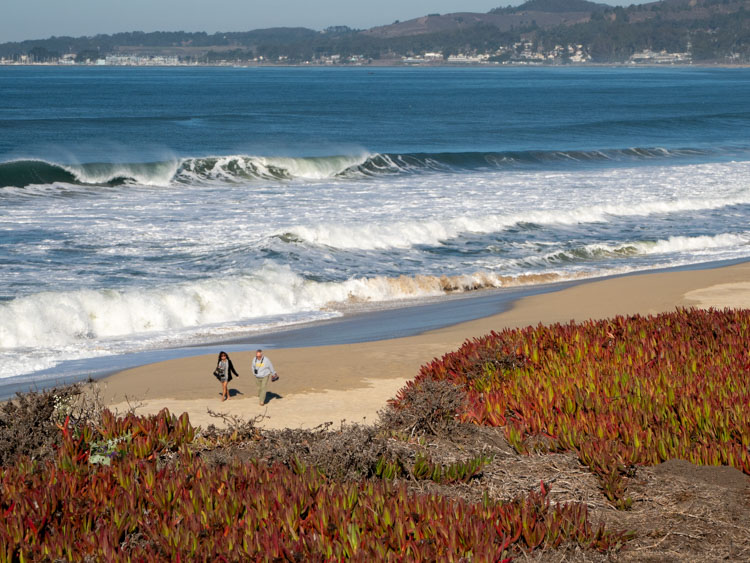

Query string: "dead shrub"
[[0, 384, 93, 466], [250, 423, 400, 481], [380, 377, 465, 437], [201, 408, 264, 443]]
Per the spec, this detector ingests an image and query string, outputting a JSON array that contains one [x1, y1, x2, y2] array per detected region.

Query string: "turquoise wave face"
[[2, 146, 743, 189]]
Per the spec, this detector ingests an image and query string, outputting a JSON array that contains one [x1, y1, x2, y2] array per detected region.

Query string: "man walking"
[[252, 349, 277, 406]]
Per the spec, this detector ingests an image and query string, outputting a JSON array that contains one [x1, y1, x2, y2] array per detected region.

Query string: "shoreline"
[[97, 260, 750, 429], [0, 275, 569, 401], [3, 257, 745, 402], [3, 63, 750, 69]]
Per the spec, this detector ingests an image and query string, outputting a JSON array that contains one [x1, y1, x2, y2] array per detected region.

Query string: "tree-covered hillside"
[[0, 0, 747, 63]]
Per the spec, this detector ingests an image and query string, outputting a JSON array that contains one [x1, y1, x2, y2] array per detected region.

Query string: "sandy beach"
[[102, 262, 750, 429]]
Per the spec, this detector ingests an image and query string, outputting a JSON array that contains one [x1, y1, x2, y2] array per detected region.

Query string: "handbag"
[[212, 367, 223, 380]]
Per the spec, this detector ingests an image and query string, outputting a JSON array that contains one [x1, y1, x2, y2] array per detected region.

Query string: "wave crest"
[[282, 198, 750, 251], [1, 145, 735, 189], [0, 266, 577, 355], [0, 159, 179, 189], [174, 154, 370, 183]]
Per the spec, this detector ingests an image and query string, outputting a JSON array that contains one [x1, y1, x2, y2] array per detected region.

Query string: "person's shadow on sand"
[[262, 392, 283, 405], [219, 389, 244, 398]]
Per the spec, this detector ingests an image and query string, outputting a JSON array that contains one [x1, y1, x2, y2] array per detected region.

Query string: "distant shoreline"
[[2, 62, 749, 69]]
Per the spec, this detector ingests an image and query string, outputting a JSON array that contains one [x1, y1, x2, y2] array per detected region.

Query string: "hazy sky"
[[3, 1, 632, 43]]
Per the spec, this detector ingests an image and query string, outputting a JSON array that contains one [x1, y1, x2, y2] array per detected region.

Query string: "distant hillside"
[[364, 0, 610, 38], [0, 0, 747, 64], [0, 28, 319, 59], [623, 0, 748, 24], [537, 0, 750, 61], [491, 0, 609, 13]]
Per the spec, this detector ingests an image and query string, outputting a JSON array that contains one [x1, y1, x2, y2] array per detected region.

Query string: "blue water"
[[1, 66, 749, 386], [3, 66, 748, 159]]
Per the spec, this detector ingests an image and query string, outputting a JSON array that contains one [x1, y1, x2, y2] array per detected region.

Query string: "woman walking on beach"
[[215, 351, 239, 401]]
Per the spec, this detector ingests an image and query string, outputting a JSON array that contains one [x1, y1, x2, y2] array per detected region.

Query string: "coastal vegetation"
[[0, 308, 748, 559], [396, 307, 750, 508], [1, 0, 748, 65]]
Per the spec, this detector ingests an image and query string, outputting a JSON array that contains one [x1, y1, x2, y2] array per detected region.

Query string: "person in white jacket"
[[252, 349, 277, 406]]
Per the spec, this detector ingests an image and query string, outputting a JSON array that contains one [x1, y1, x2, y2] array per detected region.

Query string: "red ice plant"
[[0, 410, 628, 561], [395, 308, 750, 507]]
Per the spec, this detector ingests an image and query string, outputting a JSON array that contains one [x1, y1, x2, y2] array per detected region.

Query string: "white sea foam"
[[3, 155, 750, 382], [174, 154, 372, 183], [538, 233, 750, 263], [603, 233, 750, 256], [258, 154, 372, 179], [0, 265, 585, 378], [284, 196, 750, 251]]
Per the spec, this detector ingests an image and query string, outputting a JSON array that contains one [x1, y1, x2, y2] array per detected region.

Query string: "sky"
[[2, 1, 636, 43]]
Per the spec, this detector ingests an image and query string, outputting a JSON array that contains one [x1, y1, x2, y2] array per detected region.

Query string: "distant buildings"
[[0, 54, 183, 66], [628, 50, 692, 64], [400, 43, 593, 65], [102, 55, 180, 66], [0, 45, 697, 67]]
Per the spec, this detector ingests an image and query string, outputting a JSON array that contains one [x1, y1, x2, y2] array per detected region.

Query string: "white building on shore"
[[629, 50, 691, 64]]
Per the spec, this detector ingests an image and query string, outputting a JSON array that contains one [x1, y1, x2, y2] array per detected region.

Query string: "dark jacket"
[[218, 359, 240, 382]]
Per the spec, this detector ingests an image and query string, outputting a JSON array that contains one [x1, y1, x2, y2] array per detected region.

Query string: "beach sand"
[[102, 262, 750, 430]]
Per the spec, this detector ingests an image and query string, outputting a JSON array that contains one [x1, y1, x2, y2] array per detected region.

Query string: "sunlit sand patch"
[[107, 377, 410, 431], [684, 282, 750, 309]]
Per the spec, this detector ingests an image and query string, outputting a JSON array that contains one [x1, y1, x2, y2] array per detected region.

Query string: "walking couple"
[[214, 349, 278, 405]]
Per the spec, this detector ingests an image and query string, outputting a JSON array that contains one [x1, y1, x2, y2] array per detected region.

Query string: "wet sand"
[[101, 261, 750, 429]]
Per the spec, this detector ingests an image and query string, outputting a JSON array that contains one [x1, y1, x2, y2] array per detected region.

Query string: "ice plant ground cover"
[[0, 409, 630, 561], [400, 308, 750, 508], [1, 307, 748, 560]]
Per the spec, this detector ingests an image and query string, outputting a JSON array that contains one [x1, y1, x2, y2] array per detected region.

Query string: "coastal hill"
[[364, 0, 609, 38], [0, 0, 747, 64]]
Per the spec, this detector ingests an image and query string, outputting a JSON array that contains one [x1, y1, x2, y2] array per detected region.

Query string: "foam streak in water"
[[284, 197, 750, 251], [538, 232, 750, 264]]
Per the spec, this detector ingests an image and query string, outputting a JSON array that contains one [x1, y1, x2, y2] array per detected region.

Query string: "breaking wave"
[[281, 198, 750, 251], [0, 159, 179, 189], [8, 227, 743, 372], [2, 230, 748, 378], [540, 233, 750, 263], [0, 265, 577, 361], [0, 145, 737, 189]]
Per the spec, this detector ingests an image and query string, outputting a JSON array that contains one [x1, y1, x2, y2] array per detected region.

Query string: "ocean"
[[1, 66, 749, 392]]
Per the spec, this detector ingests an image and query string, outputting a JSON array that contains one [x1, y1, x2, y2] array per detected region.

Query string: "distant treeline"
[[1, 28, 322, 61], [540, 4, 750, 61], [1, 0, 748, 63]]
